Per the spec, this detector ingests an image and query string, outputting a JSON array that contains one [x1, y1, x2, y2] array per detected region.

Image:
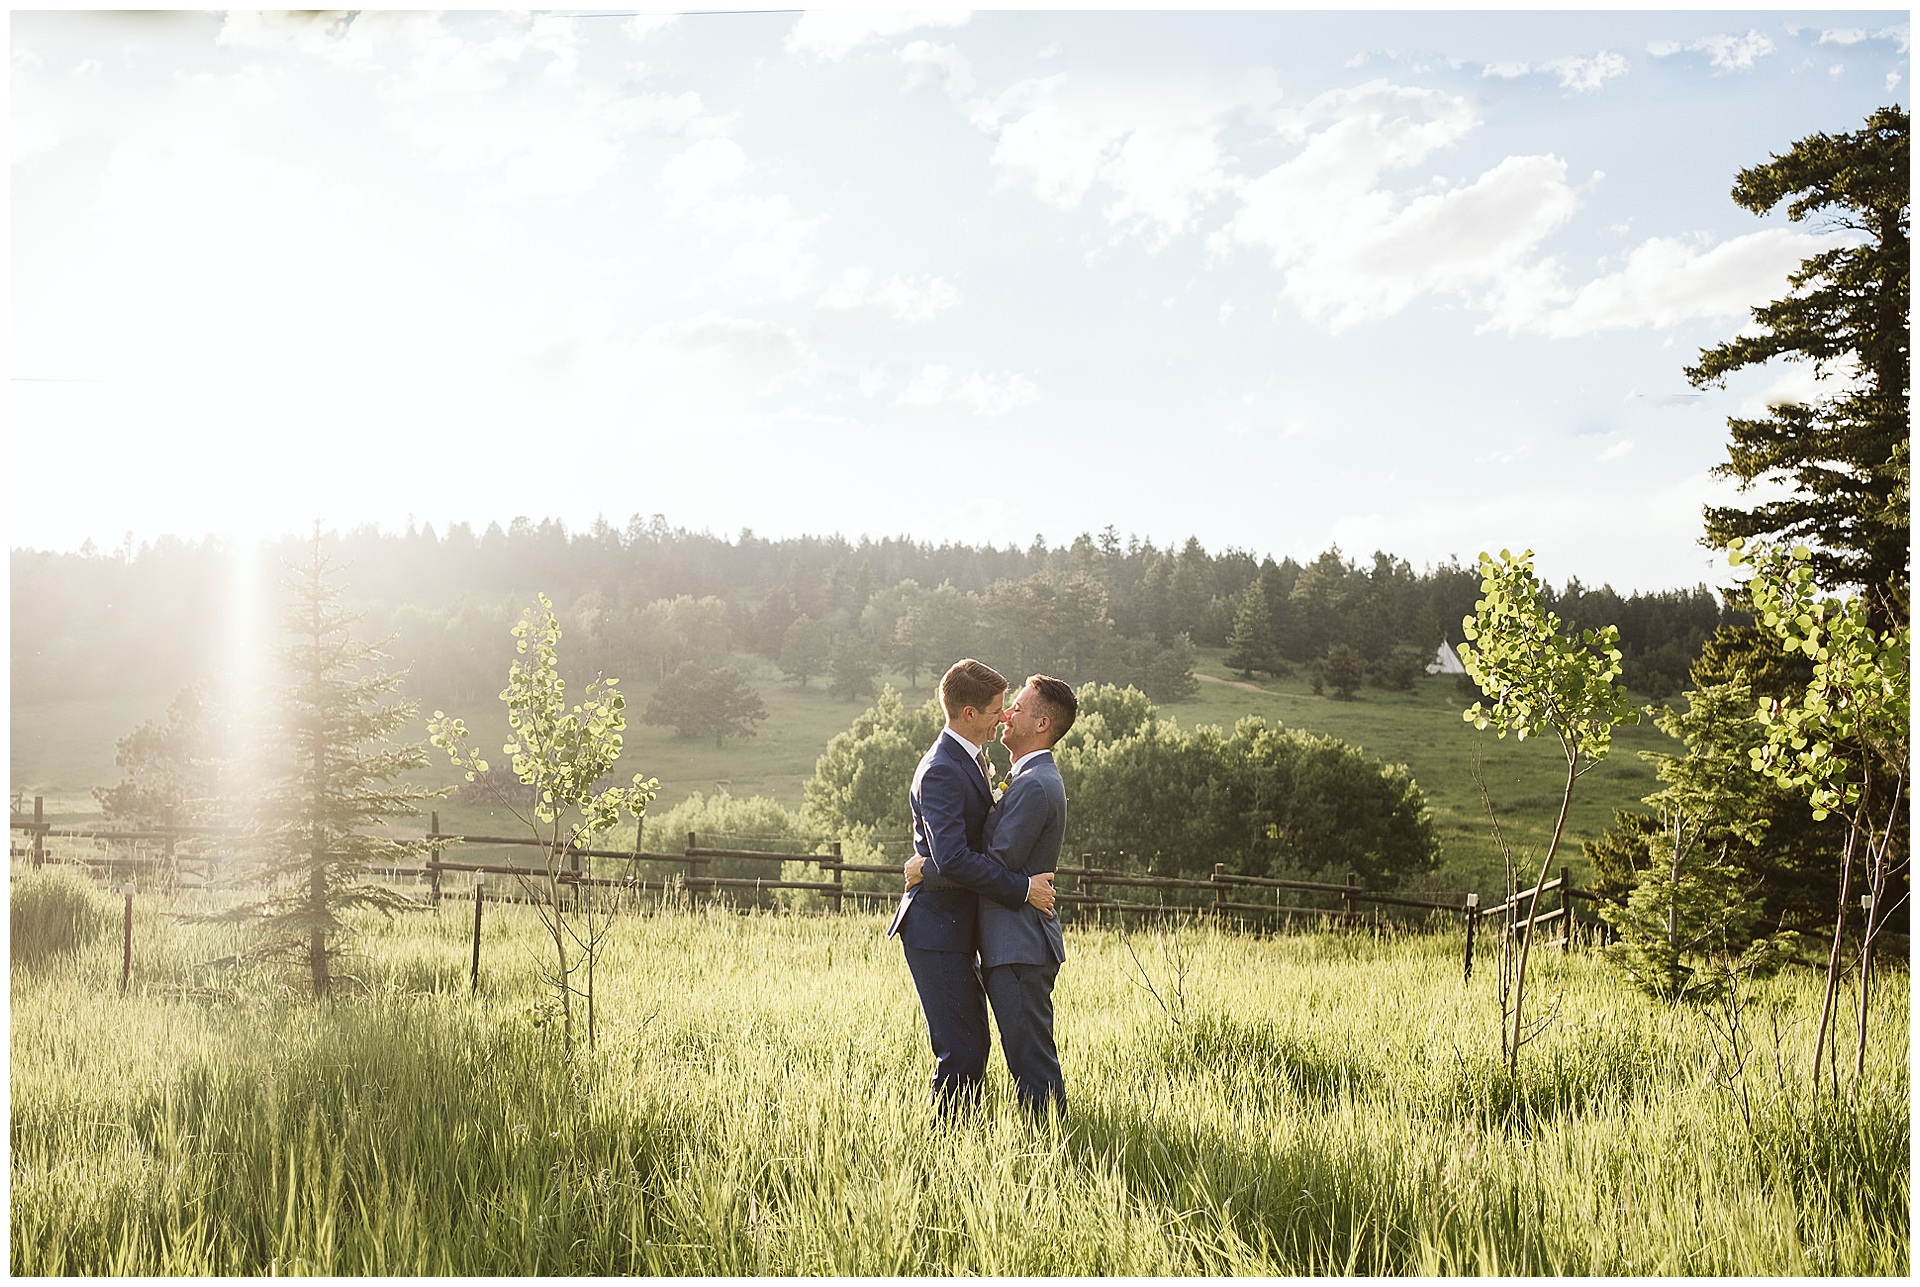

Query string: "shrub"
[[11, 868, 114, 966], [1372, 643, 1427, 692]]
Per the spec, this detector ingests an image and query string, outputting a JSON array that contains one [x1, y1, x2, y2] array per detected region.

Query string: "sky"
[[8, 7, 1910, 592]]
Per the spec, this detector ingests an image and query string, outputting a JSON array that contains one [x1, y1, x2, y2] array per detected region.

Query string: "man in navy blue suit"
[[906, 673, 1077, 1119], [887, 659, 1057, 1115]]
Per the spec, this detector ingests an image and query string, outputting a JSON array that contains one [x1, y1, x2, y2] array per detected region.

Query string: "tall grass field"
[[11, 884, 1908, 1275]]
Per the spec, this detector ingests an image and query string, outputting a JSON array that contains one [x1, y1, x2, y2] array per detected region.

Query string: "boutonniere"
[[992, 778, 1009, 802]]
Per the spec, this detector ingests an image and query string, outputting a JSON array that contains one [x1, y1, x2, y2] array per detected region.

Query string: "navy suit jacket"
[[888, 732, 1029, 951], [976, 750, 1068, 969]]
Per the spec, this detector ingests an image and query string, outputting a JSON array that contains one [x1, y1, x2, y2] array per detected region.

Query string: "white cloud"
[[1649, 30, 1776, 71], [1542, 51, 1629, 92], [972, 70, 1265, 251], [657, 138, 822, 299], [897, 365, 1039, 416], [899, 40, 975, 98], [785, 11, 969, 62], [643, 313, 812, 394], [1596, 438, 1634, 463], [1819, 28, 1868, 46], [1482, 61, 1530, 80], [818, 268, 960, 322], [404, 99, 621, 200], [1220, 82, 1579, 330], [662, 137, 749, 209], [1494, 227, 1851, 337], [624, 13, 681, 45]]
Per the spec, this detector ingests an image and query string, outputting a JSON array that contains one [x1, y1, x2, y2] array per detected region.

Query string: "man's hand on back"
[[1027, 872, 1056, 918]]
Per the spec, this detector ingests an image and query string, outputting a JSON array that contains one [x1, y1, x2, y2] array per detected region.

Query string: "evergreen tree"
[[779, 614, 831, 686], [1686, 105, 1909, 620], [1289, 547, 1353, 659], [645, 663, 768, 747], [752, 585, 799, 659], [1322, 642, 1365, 700], [237, 533, 438, 997], [1598, 683, 1784, 1003], [93, 683, 222, 826], [1224, 580, 1277, 678], [1256, 556, 1295, 661], [827, 637, 881, 702]]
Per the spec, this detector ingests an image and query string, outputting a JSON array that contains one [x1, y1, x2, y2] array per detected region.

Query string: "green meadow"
[[9, 646, 1668, 894], [10, 890, 1908, 1275]]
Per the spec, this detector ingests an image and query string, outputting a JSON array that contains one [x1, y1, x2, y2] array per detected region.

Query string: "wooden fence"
[[10, 797, 1614, 972]]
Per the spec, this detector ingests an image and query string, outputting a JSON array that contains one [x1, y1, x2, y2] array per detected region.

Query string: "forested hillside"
[[12, 517, 1730, 712]]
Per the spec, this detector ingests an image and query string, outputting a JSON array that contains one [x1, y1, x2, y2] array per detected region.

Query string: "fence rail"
[[10, 796, 1617, 971]]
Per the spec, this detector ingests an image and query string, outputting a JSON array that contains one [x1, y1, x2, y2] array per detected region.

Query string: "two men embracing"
[[886, 658, 1077, 1120]]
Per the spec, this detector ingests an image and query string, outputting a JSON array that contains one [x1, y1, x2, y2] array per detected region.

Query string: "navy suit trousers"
[[902, 945, 988, 1112], [984, 961, 1066, 1117]]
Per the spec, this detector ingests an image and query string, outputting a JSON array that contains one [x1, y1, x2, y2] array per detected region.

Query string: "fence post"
[[1560, 866, 1572, 952], [471, 877, 485, 993], [1213, 863, 1226, 923], [830, 841, 844, 915], [1344, 871, 1357, 925], [687, 831, 700, 901], [1463, 892, 1480, 982], [429, 811, 443, 907], [32, 796, 44, 870], [161, 803, 177, 892], [119, 881, 135, 993]]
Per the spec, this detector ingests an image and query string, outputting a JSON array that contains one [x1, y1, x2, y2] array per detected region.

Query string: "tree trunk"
[[1811, 824, 1857, 1091], [1508, 749, 1578, 1071]]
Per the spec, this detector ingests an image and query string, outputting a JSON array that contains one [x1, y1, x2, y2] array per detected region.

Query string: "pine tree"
[[645, 663, 769, 747], [779, 614, 831, 686], [240, 532, 439, 996], [1224, 580, 1276, 678], [93, 683, 222, 827], [1686, 105, 1909, 620]]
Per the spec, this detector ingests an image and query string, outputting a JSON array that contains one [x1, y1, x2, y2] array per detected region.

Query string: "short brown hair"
[[1025, 674, 1078, 744], [940, 658, 1007, 718]]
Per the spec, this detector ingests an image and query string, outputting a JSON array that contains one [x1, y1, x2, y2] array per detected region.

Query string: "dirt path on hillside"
[[1195, 672, 1325, 701]]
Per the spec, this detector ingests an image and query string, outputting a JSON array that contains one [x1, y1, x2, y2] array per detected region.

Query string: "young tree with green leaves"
[[1458, 549, 1639, 1071], [429, 594, 658, 1053], [1686, 106, 1908, 618], [237, 534, 440, 997], [1733, 541, 1909, 1090]]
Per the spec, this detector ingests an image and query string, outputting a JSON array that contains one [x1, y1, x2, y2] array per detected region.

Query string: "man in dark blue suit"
[[887, 659, 1057, 1115], [974, 675, 1076, 1117], [909, 674, 1077, 1118]]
